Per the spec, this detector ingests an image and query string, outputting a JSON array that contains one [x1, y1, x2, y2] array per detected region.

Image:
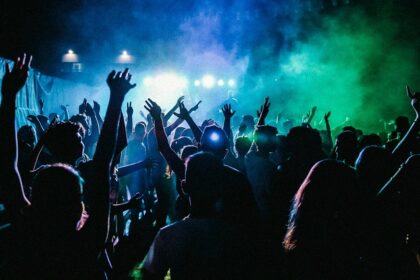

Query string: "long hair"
[[283, 160, 358, 251]]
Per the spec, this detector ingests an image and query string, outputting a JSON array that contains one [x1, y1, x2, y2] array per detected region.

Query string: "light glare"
[[202, 75, 215, 89]]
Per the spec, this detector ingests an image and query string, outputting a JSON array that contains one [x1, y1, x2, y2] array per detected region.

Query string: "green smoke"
[[241, 2, 420, 134]]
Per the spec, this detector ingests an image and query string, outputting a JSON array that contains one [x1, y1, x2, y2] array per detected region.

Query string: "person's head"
[[342, 126, 356, 134], [18, 125, 36, 147], [335, 131, 358, 165], [31, 164, 84, 231], [174, 127, 185, 140], [69, 114, 89, 132], [199, 125, 229, 159], [394, 116, 410, 135], [44, 122, 85, 164], [182, 152, 223, 216], [254, 125, 278, 154], [171, 136, 193, 154], [48, 113, 59, 123], [180, 145, 198, 161], [181, 128, 194, 139], [286, 126, 323, 159], [283, 160, 358, 251], [235, 136, 252, 157], [355, 146, 393, 196], [242, 115, 255, 126], [358, 134, 382, 151], [134, 122, 146, 141]]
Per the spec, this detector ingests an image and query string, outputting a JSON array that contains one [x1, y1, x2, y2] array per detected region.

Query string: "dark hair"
[[32, 164, 84, 223], [235, 136, 252, 156], [184, 152, 223, 199], [200, 125, 229, 158], [44, 122, 85, 163], [171, 136, 193, 154], [283, 160, 357, 251]]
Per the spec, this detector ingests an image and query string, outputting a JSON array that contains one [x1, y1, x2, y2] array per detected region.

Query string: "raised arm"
[[256, 97, 270, 126], [173, 101, 203, 142], [391, 86, 420, 164], [85, 102, 100, 148], [27, 114, 45, 139], [222, 104, 236, 151], [93, 100, 104, 127], [324, 111, 333, 151], [89, 68, 135, 242], [38, 98, 44, 115], [60, 105, 69, 121], [145, 98, 185, 179], [0, 55, 32, 216], [126, 102, 134, 139], [117, 158, 154, 177], [163, 96, 184, 123]]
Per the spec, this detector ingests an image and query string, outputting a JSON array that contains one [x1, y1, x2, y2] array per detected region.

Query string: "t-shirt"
[[143, 217, 255, 280]]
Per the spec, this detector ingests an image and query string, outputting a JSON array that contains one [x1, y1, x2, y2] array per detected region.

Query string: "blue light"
[[210, 132, 220, 142]]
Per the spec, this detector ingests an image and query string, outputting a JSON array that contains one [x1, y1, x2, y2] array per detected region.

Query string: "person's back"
[[143, 217, 252, 280], [142, 152, 257, 279]]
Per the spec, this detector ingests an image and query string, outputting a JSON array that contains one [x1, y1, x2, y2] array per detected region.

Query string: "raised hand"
[[38, 98, 44, 113], [324, 111, 331, 121], [257, 97, 270, 119], [406, 86, 420, 117], [176, 96, 185, 105], [79, 98, 88, 114], [189, 100, 202, 113], [85, 102, 95, 117], [93, 101, 101, 115], [26, 115, 39, 124], [173, 101, 190, 120], [222, 104, 236, 119], [1, 54, 32, 97], [140, 110, 147, 120], [60, 104, 68, 112], [126, 102, 134, 116], [106, 68, 136, 100], [144, 98, 162, 120]]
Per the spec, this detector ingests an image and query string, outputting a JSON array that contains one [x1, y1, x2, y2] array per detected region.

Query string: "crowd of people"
[[0, 55, 419, 279]]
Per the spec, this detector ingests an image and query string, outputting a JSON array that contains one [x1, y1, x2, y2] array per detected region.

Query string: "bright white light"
[[217, 79, 225, 87], [62, 50, 79, 63], [117, 50, 134, 64], [143, 76, 154, 87], [210, 132, 220, 142], [178, 77, 188, 89], [228, 79, 235, 87], [194, 80, 201, 87], [202, 75, 215, 89]]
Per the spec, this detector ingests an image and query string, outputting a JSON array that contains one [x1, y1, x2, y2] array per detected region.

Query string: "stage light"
[[202, 75, 215, 89], [117, 50, 134, 64], [143, 76, 154, 87], [217, 79, 225, 87], [194, 80, 201, 87], [62, 49, 79, 63], [228, 79, 235, 87]]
